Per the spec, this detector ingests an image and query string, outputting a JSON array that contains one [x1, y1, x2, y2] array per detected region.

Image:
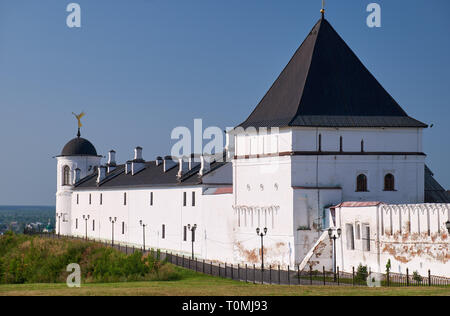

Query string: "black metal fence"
[[35, 232, 450, 287]]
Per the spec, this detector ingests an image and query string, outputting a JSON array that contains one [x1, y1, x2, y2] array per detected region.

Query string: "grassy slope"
[[0, 272, 448, 296]]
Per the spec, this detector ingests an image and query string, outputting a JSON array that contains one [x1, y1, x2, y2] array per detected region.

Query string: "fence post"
[[324, 266, 327, 286], [245, 264, 248, 283], [288, 266, 290, 285], [428, 270, 431, 287], [231, 264, 234, 280], [337, 267, 340, 285], [238, 264, 240, 280], [278, 265, 281, 285], [219, 263, 221, 277], [203, 259, 205, 274], [352, 266, 355, 286], [297, 265, 300, 285], [269, 265, 272, 285], [309, 266, 313, 285], [253, 264, 256, 284], [406, 268, 409, 287], [225, 263, 227, 278]]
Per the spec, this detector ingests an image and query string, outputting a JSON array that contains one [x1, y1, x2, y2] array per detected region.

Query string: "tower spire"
[[72, 112, 85, 138], [320, 0, 325, 19]]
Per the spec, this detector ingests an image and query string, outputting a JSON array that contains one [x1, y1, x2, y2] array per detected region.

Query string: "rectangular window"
[[92, 220, 95, 231], [346, 224, 355, 250], [183, 192, 187, 206], [183, 226, 187, 241], [150, 192, 153, 206], [355, 223, 361, 240], [122, 222, 125, 234], [89, 194, 91, 205], [124, 192, 127, 206], [100, 193, 103, 205], [192, 192, 196, 206], [162, 224, 165, 239], [363, 225, 371, 252]]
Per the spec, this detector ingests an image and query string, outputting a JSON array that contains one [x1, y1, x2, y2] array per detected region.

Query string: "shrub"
[[413, 271, 422, 283], [0, 233, 180, 284], [355, 264, 369, 283]]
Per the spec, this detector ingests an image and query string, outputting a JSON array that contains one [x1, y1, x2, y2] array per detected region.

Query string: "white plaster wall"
[[56, 155, 101, 235], [70, 185, 235, 261], [291, 127, 423, 153], [291, 155, 425, 204], [336, 204, 450, 278], [232, 155, 295, 267]]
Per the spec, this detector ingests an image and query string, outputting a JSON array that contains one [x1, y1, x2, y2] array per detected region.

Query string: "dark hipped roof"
[[60, 137, 98, 157], [74, 159, 229, 190], [238, 18, 427, 129], [424, 165, 450, 203]]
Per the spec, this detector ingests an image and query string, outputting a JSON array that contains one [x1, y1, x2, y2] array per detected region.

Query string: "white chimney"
[[163, 156, 177, 172], [177, 157, 189, 179], [199, 155, 211, 176], [97, 166, 107, 184], [131, 147, 145, 175], [73, 168, 81, 184], [156, 156, 163, 166], [107, 150, 116, 173], [134, 146, 143, 161]]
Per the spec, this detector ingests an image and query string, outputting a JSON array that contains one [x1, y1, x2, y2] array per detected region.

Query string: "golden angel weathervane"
[[72, 112, 85, 137]]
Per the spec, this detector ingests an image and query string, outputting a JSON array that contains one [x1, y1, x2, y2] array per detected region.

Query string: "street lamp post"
[[139, 220, 147, 251], [187, 224, 197, 259], [82, 215, 90, 240], [256, 227, 268, 269], [109, 217, 117, 247], [446, 220, 450, 233], [328, 227, 342, 281], [56, 213, 62, 237]]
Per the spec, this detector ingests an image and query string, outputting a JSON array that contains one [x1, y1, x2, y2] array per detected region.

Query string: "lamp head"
[[264, 227, 268, 235], [446, 220, 450, 232], [188, 224, 191, 230], [256, 228, 260, 235], [328, 228, 333, 238], [139, 220, 142, 226], [337, 228, 342, 237]]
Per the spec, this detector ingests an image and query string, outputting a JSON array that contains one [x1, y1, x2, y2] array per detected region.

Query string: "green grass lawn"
[[0, 269, 448, 296]]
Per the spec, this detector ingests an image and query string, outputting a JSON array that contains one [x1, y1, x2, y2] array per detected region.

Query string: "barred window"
[[356, 174, 368, 192]]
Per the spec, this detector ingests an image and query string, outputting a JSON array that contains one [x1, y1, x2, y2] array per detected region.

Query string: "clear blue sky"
[[0, 0, 449, 206]]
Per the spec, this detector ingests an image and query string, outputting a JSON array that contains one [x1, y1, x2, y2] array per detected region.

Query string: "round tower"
[[55, 129, 101, 235]]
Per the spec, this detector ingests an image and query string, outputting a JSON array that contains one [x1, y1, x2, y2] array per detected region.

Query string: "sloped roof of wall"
[[74, 159, 229, 190]]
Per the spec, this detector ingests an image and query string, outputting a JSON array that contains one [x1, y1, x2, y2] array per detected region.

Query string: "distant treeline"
[[0, 206, 55, 234]]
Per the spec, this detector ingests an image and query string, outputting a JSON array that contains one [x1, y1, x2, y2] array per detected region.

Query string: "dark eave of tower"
[[238, 17, 427, 129]]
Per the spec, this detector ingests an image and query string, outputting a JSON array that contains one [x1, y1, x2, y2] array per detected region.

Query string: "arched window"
[[356, 174, 368, 192], [384, 174, 395, 191], [63, 165, 70, 186]]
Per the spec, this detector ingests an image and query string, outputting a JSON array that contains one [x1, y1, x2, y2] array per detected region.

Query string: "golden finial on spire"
[[320, 0, 325, 19], [72, 112, 85, 137]]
